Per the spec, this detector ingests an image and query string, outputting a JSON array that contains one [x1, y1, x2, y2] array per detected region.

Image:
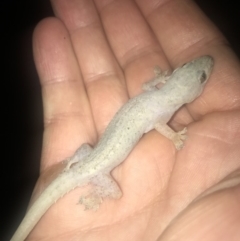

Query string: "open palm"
[[29, 0, 240, 240]]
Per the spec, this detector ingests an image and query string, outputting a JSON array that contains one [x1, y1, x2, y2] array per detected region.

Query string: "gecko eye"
[[199, 71, 207, 83]]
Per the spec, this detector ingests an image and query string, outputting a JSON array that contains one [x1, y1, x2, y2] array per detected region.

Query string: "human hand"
[[30, 0, 240, 240]]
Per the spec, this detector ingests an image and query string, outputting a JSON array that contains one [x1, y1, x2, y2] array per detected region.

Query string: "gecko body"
[[11, 56, 214, 241]]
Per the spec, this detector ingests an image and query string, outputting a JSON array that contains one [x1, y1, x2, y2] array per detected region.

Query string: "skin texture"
[[19, 0, 240, 240]]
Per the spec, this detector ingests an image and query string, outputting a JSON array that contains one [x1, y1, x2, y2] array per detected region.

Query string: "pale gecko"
[[11, 55, 214, 241]]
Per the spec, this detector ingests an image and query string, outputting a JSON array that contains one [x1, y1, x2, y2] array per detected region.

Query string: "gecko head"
[[176, 55, 214, 103]]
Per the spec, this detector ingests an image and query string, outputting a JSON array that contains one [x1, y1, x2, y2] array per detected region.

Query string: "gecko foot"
[[154, 66, 168, 78], [142, 67, 169, 91], [173, 127, 187, 150], [79, 193, 103, 211], [79, 174, 122, 210]]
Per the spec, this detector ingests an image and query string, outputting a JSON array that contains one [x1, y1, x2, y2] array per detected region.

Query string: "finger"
[[94, 0, 240, 124], [94, 0, 170, 96], [93, 0, 198, 127], [33, 18, 95, 170], [51, 0, 129, 135], [136, 0, 240, 115]]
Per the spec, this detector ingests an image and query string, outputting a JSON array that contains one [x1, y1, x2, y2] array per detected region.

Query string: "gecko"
[[11, 55, 214, 241]]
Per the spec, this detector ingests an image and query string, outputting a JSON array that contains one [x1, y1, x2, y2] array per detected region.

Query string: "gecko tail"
[[10, 170, 82, 241]]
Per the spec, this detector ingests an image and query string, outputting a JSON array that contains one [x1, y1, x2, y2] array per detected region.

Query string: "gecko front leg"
[[155, 123, 187, 150], [142, 66, 170, 91]]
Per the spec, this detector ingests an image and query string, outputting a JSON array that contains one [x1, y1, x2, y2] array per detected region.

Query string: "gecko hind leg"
[[64, 143, 93, 170]]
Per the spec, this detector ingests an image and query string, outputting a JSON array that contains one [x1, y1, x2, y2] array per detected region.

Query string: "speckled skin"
[[11, 56, 214, 241]]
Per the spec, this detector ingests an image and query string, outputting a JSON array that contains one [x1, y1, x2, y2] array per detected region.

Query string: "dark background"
[[2, 0, 240, 240]]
